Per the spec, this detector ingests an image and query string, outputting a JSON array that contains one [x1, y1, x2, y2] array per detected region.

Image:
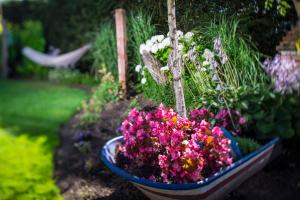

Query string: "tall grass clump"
[[128, 10, 156, 65], [182, 17, 270, 112], [127, 10, 156, 84], [92, 22, 117, 78], [195, 17, 268, 88]]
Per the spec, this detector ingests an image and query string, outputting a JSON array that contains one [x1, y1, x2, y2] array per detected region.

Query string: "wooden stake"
[[115, 8, 128, 94], [1, 4, 8, 79], [167, 0, 187, 118]]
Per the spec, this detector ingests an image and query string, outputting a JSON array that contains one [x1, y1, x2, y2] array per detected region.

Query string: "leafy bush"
[[48, 69, 98, 85], [80, 73, 120, 125], [0, 129, 62, 200], [15, 20, 47, 78], [236, 136, 261, 155], [239, 91, 300, 139], [135, 18, 269, 112], [92, 22, 118, 78], [132, 17, 300, 139]]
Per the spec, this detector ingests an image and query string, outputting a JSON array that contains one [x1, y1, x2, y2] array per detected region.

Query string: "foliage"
[[80, 73, 120, 125], [3, 0, 297, 57], [0, 129, 62, 200], [14, 20, 47, 78], [238, 91, 300, 139], [119, 105, 232, 183], [48, 69, 98, 86], [133, 17, 300, 139], [0, 80, 88, 199], [127, 10, 156, 82], [91, 22, 117, 78], [135, 18, 269, 113], [235, 136, 261, 155], [265, 0, 291, 16]]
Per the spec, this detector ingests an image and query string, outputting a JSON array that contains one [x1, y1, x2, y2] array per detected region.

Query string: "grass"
[[0, 80, 88, 200], [92, 22, 118, 78]]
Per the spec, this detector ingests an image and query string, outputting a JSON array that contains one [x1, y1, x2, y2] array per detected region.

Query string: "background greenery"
[[2, 0, 297, 64], [0, 80, 88, 199]]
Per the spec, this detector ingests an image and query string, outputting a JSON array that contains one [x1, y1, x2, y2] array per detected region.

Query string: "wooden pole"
[[167, 0, 187, 118], [0, 4, 8, 79], [115, 8, 128, 94]]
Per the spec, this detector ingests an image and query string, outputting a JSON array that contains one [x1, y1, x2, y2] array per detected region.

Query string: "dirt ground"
[[54, 99, 300, 200]]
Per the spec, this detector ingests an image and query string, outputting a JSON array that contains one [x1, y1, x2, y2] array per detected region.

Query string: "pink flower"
[[212, 127, 223, 137], [239, 117, 246, 125], [119, 105, 233, 184]]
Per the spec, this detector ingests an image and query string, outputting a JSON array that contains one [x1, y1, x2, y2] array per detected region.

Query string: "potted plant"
[[101, 105, 279, 200], [102, 1, 279, 199]]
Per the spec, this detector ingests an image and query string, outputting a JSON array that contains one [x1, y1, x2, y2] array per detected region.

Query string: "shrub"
[[235, 137, 261, 155], [48, 69, 98, 86], [0, 129, 62, 200], [134, 18, 269, 112], [15, 20, 47, 78], [92, 22, 118, 78], [132, 17, 300, 139], [80, 73, 120, 125], [118, 105, 232, 183]]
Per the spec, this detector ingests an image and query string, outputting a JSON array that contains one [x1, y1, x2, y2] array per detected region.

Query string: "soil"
[[55, 98, 300, 200]]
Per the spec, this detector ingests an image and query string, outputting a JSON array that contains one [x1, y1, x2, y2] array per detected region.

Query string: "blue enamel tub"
[[101, 133, 279, 200]]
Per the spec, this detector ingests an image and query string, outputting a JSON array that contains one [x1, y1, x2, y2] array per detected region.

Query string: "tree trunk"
[[167, 0, 187, 118]]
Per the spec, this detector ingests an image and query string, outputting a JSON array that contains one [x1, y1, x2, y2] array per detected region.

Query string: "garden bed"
[[54, 99, 300, 200]]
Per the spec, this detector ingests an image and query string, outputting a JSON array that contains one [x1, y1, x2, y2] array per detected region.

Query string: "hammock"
[[22, 44, 92, 68]]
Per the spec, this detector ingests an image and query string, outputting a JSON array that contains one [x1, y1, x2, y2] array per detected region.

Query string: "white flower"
[[182, 140, 189, 145], [141, 69, 145, 75], [141, 77, 147, 84], [139, 44, 147, 54], [135, 64, 142, 73], [156, 35, 165, 42], [158, 43, 164, 50], [162, 37, 171, 47], [146, 40, 153, 47], [150, 36, 158, 44], [203, 61, 210, 66], [184, 32, 194, 40], [176, 30, 184, 38], [178, 44, 183, 51], [200, 67, 207, 72], [160, 66, 169, 71], [151, 44, 159, 54], [212, 74, 219, 81], [216, 84, 222, 91], [203, 49, 214, 60]]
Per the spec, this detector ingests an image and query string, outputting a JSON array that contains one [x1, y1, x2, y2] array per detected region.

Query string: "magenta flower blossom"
[[119, 105, 232, 184], [190, 108, 246, 136]]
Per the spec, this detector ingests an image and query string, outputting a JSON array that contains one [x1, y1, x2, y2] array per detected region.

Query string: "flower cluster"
[[189, 108, 246, 135], [119, 105, 232, 184], [135, 31, 194, 85], [198, 37, 229, 91], [263, 54, 300, 94], [215, 109, 246, 135]]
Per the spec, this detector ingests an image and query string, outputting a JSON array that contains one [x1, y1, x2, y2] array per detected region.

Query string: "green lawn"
[[0, 80, 88, 200]]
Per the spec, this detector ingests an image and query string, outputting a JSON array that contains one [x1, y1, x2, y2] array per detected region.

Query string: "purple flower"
[[213, 36, 228, 65], [263, 55, 300, 94]]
